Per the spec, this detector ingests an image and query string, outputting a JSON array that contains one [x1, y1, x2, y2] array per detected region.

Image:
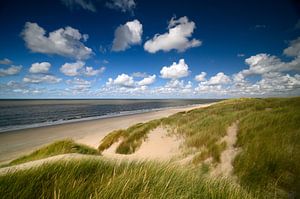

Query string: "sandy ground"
[[0, 127, 182, 175], [101, 126, 182, 161], [0, 153, 103, 175], [0, 103, 213, 164], [211, 121, 240, 177]]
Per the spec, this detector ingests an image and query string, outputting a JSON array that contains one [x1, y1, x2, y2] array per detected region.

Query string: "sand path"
[[102, 127, 182, 161], [211, 121, 240, 177]]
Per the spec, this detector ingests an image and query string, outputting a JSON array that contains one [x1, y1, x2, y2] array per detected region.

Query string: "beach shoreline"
[[0, 103, 213, 164]]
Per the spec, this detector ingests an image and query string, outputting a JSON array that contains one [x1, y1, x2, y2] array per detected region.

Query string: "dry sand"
[[101, 126, 182, 161], [211, 121, 240, 177], [0, 103, 213, 164]]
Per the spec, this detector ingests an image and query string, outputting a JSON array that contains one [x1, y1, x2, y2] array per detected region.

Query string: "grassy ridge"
[[8, 139, 99, 166], [98, 119, 161, 154], [0, 159, 254, 199], [98, 97, 300, 198], [1, 97, 299, 198], [234, 98, 300, 198]]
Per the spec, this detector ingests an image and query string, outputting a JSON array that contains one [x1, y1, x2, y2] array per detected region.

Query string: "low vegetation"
[[98, 119, 161, 154], [98, 97, 300, 198], [0, 159, 254, 199], [1, 97, 299, 198], [7, 139, 99, 166], [234, 98, 300, 198]]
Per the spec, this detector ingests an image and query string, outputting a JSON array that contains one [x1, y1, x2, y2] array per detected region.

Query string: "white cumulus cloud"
[[160, 59, 190, 79], [144, 16, 201, 53], [283, 37, 300, 57], [138, 75, 156, 86], [60, 61, 103, 77], [109, 73, 135, 87], [60, 61, 85, 76], [112, 19, 143, 51], [84, 66, 105, 76], [23, 75, 62, 84], [29, 62, 51, 73], [206, 72, 231, 85], [195, 72, 207, 82], [0, 65, 22, 77], [22, 22, 92, 60], [0, 58, 12, 65]]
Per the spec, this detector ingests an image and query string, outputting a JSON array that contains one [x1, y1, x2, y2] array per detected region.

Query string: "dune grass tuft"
[[8, 139, 99, 166], [98, 120, 161, 154], [233, 97, 300, 198], [0, 159, 255, 199], [98, 97, 300, 197]]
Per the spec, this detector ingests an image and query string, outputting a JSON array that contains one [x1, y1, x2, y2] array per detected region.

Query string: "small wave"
[[0, 103, 206, 133]]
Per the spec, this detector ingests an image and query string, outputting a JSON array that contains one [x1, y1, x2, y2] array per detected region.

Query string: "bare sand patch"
[[211, 121, 240, 177], [102, 127, 182, 161]]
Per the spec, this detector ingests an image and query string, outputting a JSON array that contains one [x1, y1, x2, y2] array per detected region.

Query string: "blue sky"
[[0, 0, 300, 98]]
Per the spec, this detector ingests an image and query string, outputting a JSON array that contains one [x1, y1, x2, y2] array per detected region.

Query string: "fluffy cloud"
[[84, 66, 105, 76], [65, 77, 91, 93], [138, 75, 156, 86], [66, 77, 91, 86], [160, 59, 190, 79], [283, 37, 300, 57], [144, 16, 201, 53], [60, 61, 103, 77], [112, 20, 143, 51], [195, 72, 207, 82], [194, 37, 300, 97], [0, 65, 22, 77], [29, 62, 51, 73], [60, 0, 96, 12], [106, 0, 135, 13], [60, 61, 85, 76], [206, 72, 231, 85], [22, 22, 92, 60], [23, 75, 62, 84], [109, 73, 135, 87], [0, 58, 12, 65], [106, 73, 156, 89], [0, 81, 46, 96]]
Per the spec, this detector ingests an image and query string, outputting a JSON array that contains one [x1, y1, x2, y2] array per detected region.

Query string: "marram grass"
[[0, 159, 255, 199], [1, 97, 299, 198], [7, 139, 99, 166], [99, 97, 300, 198]]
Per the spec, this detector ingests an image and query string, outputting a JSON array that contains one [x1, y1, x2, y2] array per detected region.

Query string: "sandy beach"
[[0, 103, 212, 163]]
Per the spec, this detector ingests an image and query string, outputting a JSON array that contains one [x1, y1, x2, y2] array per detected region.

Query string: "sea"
[[0, 99, 222, 133]]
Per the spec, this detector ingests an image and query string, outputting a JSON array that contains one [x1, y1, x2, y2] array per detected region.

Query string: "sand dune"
[[101, 126, 182, 161], [0, 103, 213, 164]]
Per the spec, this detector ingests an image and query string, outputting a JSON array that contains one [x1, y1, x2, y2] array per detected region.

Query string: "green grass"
[[98, 97, 300, 198], [0, 159, 255, 199], [98, 119, 161, 154], [7, 139, 99, 166], [233, 98, 300, 198], [2, 97, 299, 198]]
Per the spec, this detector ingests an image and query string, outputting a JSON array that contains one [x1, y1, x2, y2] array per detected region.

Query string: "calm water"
[[0, 99, 221, 132]]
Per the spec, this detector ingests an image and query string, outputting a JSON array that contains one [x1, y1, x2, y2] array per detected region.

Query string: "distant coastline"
[[0, 99, 222, 133], [0, 103, 210, 133]]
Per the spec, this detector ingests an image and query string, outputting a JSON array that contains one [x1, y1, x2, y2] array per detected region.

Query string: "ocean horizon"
[[0, 99, 222, 133]]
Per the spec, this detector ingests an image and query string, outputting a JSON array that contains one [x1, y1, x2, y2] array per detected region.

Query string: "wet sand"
[[0, 103, 213, 163]]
